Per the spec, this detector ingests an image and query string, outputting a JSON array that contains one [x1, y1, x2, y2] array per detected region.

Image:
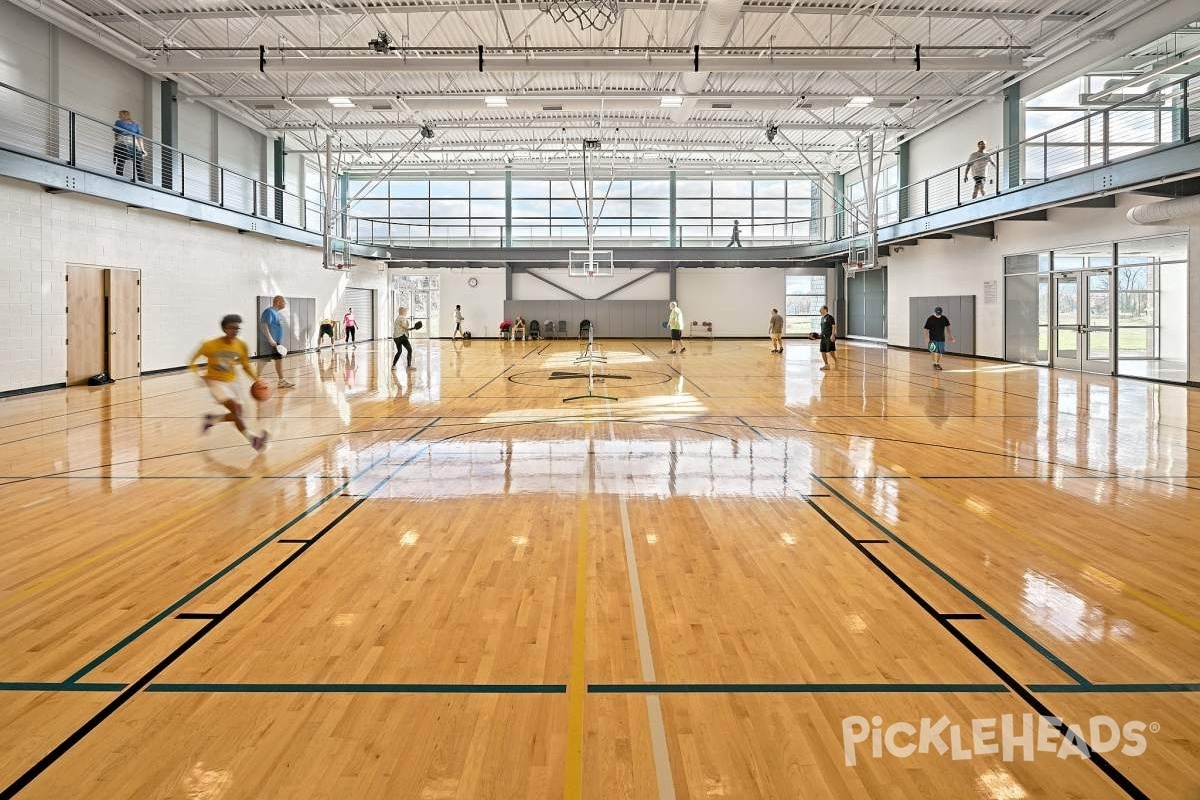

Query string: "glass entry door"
[[1052, 272, 1081, 370], [1053, 270, 1113, 374], [1081, 270, 1114, 374]]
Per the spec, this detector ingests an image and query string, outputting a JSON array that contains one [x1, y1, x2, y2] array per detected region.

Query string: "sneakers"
[[680, 347, 686, 353], [278, 379, 296, 388], [933, 363, 943, 371], [250, 431, 269, 452], [201, 413, 219, 434]]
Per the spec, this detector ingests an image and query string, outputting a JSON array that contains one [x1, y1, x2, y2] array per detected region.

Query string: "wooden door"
[[106, 268, 141, 380], [66, 265, 107, 385]]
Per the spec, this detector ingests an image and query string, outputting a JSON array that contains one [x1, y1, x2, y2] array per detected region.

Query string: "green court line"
[[1030, 683, 1200, 693], [589, 683, 1009, 693], [811, 475, 1092, 686], [0, 682, 125, 692], [63, 420, 442, 684], [146, 683, 566, 693]]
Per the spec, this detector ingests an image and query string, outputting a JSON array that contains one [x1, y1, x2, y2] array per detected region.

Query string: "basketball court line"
[[0, 419, 447, 800], [801, 494, 1149, 799], [618, 495, 677, 800], [806, 481, 1088, 684], [62, 418, 442, 683]]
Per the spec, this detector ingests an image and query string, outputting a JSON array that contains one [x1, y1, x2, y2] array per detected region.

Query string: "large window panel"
[[349, 199, 388, 218], [471, 180, 505, 198], [391, 199, 428, 218], [430, 180, 468, 198], [513, 180, 548, 197], [430, 199, 469, 217], [471, 198, 505, 218], [392, 180, 427, 198], [633, 179, 669, 197], [676, 180, 710, 198], [713, 179, 751, 197], [632, 198, 669, 217], [512, 198, 549, 217], [784, 273, 827, 336]]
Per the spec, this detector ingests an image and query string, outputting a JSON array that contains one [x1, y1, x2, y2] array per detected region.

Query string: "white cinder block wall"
[[0, 177, 386, 393]]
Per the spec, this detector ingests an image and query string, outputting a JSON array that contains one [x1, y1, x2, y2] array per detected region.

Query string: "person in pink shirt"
[[343, 308, 357, 347]]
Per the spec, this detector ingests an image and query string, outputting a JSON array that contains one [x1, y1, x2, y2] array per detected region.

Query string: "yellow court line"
[[563, 497, 589, 800], [887, 464, 1200, 633]]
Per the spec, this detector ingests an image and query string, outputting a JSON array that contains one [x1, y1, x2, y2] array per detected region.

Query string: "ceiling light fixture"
[[660, 95, 684, 108], [485, 96, 508, 108], [848, 96, 874, 106], [328, 96, 354, 107]]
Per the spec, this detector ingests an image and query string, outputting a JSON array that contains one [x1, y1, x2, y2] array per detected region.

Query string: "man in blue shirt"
[[112, 110, 146, 181], [259, 295, 295, 388]]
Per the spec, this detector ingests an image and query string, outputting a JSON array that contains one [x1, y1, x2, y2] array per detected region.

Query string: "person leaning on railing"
[[112, 110, 147, 182]]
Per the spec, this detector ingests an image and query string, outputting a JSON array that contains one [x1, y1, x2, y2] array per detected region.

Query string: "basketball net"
[[545, 0, 618, 31]]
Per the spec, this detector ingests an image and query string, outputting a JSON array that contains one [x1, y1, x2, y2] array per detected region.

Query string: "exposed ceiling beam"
[[142, 52, 1024, 74], [84, 3, 1085, 22], [268, 120, 909, 131]]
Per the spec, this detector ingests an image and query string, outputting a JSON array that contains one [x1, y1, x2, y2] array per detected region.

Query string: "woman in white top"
[[392, 308, 413, 369]]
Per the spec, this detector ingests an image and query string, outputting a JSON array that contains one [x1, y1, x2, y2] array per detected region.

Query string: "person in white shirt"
[[667, 301, 685, 354], [965, 140, 994, 199], [453, 305, 464, 339], [392, 307, 413, 369]]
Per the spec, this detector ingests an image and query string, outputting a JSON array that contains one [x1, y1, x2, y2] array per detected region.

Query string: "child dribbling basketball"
[[190, 314, 268, 451]]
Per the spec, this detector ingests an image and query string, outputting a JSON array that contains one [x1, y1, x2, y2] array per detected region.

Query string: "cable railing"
[[2, 72, 1195, 252], [878, 71, 1198, 224], [348, 216, 827, 248], [0, 80, 324, 234]]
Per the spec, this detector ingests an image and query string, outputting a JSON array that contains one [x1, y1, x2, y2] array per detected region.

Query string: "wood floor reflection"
[[1, 338, 1197, 799]]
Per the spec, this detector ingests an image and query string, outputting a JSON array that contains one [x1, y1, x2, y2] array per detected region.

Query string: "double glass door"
[[1052, 269, 1113, 373]]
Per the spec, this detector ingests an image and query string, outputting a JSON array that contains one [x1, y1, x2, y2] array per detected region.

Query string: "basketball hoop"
[[543, 0, 618, 31]]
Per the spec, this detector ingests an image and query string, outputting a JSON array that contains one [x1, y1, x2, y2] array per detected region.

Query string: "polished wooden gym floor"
[[1, 337, 1197, 800]]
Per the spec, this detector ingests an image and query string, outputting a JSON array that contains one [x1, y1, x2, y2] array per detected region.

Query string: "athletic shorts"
[[319, 324, 334, 337], [973, 176, 985, 185], [270, 350, 283, 360], [207, 380, 241, 404], [819, 336, 836, 353], [670, 328, 682, 340], [930, 340, 947, 354]]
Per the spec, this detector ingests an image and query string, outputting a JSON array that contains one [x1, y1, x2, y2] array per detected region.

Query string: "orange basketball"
[[250, 379, 271, 402]]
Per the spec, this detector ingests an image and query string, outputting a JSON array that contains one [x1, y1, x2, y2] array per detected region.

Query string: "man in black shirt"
[[818, 305, 838, 370], [923, 306, 954, 370]]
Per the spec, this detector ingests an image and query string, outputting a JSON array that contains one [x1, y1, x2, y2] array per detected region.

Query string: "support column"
[[160, 80, 178, 190], [669, 264, 677, 299], [272, 137, 285, 222], [210, 108, 220, 204], [504, 168, 513, 246], [141, 74, 156, 185], [897, 140, 910, 220], [1003, 83, 1021, 190], [833, 173, 846, 240], [669, 168, 678, 247], [339, 172, 349, 239], [48, 28, 61, 160]]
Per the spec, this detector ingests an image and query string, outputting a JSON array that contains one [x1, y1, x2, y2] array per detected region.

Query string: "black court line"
[[589, 683, 1007, 693], [145, 683, 565, 694], [658, 361, 711, 397], [64, 421, 441, 684], [938, 613, 987, 620], [734, 416, 767, 440], [275, 538, 311, 544], [802, 496, 1148, 800], [854, 539, 890, 545], [0, 682, 125, 692], [0, 422, 444, 800], [174, 613, 219, 620], [809, 480, 1088, 685]]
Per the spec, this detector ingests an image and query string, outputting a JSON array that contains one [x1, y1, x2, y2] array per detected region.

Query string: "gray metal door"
[[342, 287, 374, 340], [847, 267, 887, 339]]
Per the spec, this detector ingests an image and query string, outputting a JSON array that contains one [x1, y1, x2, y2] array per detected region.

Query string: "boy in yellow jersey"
[[190, 314, 268, 451]]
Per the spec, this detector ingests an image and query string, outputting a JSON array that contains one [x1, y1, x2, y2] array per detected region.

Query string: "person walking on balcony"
[[965, 140, 994, 200], [112, 110, 146, 182], [727, 220, 743, 247]]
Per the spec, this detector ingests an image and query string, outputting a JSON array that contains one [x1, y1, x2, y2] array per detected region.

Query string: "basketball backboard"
[[567, 249, 615, 277]]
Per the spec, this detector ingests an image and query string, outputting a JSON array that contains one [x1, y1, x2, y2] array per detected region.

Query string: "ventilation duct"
[[1126, 195, 1200, 225]]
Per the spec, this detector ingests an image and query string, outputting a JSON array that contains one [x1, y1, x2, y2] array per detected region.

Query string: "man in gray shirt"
[[769, 308, 784, 353], [965, 140, 994, 199]]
